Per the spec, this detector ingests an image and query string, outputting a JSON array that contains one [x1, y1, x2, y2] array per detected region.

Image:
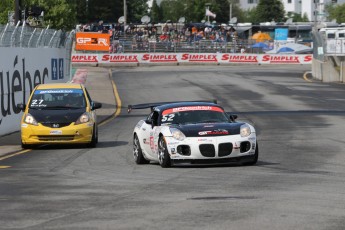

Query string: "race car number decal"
[[161, 114, 175, 122], [30, 99, 46, 107]]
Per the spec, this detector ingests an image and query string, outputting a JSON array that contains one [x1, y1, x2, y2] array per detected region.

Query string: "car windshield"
[[29, 88, 86, 109], [161, 106, 229, 125]]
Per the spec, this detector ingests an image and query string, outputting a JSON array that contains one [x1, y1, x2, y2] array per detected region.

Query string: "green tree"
[[76, 0, 88, 24], [150, 0, 163, 23], [0, 0, 14, 24], [286, 12, 309, 23], [255, 0, 285, 23], [326, 3, 345, 23], [37, 0, 77, 30], [87, 0, 120, 23], [127, 0, 149, 23]]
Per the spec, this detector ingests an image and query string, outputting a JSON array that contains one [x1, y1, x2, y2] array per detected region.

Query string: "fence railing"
[[0, 22, 74, 49], [0, 23, 75, 80]]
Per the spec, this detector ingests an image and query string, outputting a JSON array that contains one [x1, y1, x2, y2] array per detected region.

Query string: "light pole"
[[124, 0, 127, 36], [229, 0, 232, 23], [205, 3, 211, 23]]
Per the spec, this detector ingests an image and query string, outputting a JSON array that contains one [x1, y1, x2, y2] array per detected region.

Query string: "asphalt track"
[[1, 65, 345, 229]]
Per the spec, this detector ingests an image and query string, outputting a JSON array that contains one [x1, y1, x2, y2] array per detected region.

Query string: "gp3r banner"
[[75, 32, 110, 51], [72, 53, 313, 65]]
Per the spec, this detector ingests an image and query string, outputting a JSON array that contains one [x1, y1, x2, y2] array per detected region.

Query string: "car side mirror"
[[17, 103, 26, 111], [229, 114, 238, 122], [145, 119, 152, 125], [92, 102, 102, 110]]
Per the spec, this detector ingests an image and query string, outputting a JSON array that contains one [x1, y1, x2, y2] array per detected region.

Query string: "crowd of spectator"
[[77, 20, 247, 53]]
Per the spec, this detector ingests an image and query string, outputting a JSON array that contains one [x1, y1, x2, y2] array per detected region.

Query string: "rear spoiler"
[[128, 100, 217, 113]]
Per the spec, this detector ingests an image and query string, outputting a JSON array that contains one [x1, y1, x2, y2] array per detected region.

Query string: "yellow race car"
[[18, 83, 102, 149]]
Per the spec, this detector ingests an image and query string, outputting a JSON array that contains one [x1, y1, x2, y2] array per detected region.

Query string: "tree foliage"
[[0, 0, 13, 25], [326, 3, 345, 23], [155, 0, 246, 24], [255, 0, 285, 23]]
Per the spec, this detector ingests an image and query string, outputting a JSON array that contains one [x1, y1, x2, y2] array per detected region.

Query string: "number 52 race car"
[[128, 101, 258, 168]]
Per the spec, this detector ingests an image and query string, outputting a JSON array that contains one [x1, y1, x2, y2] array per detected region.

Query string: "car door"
[[140, 111, 159, 159]]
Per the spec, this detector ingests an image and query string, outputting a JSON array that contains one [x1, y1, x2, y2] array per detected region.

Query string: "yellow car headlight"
[[75, 112, 90, 124], [24, 113, 38, 126]]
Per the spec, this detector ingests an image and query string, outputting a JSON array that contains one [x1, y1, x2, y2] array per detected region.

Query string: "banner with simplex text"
[[72, 53, 312, 65]]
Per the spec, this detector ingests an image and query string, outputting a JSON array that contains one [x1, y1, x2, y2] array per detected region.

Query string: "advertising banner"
[[275, 28, 289, 41], [75, 32, 110, 51], [0, 48, 67, 136], [71, 53, 313, 65]]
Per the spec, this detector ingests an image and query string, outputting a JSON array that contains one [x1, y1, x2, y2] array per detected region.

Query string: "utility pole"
[[14, 0, 21, 25]]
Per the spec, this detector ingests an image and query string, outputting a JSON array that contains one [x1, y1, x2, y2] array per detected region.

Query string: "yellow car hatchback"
[[18, 83, 102, 149]]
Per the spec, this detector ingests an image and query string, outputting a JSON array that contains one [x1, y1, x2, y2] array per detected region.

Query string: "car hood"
[[171, 122, 244, 137], [28, 108, 86, 124]]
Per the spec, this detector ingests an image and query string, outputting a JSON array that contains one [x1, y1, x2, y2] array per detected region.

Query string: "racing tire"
[[133, 134, 149, 164], [88, 126, 98, 148], [244, 142, 259, 166], [158, 136, 171, 168]]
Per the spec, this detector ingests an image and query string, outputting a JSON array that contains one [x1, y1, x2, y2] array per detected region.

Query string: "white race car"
[[128, 101, 258, 168]]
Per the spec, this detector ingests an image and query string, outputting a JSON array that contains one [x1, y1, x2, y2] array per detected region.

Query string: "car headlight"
[[170, 128, 186, 141], [75, 112, 90, 124], [24, 113, 38, 126], [240, 124, 251, 137]]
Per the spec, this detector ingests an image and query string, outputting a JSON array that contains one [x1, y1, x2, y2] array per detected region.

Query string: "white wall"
[[0, 48, 68, 136]]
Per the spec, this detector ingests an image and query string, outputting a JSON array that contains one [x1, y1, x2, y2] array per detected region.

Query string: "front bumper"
[[164, 134, 256, 163], [21, 122, 94, 145]]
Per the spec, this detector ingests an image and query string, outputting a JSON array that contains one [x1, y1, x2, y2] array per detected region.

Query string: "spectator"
[[98, 20, 104, 32]]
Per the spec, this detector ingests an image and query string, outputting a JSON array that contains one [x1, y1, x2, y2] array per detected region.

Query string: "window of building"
[[288, 0, 292, 3]]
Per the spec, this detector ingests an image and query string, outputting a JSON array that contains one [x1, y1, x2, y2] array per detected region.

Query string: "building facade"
[[239, 0, 345, 22]]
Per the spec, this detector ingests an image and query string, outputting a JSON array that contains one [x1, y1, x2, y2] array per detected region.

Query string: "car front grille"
[[218, 143, 233, 157], [240, 141, 251, 153], [199, 144, 216, 157], [177, 145, 191, 156], [41, 122, 72, 128], [38, 135, 75, 141]]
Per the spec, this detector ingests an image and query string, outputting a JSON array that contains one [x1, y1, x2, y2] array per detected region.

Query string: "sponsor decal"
[[233, 142, 239, 149], [34, 89, 79, 94], [181, 54, 217, 62], [72, 55, 98, 63], [304, 55, 312, 62], [167, 141, 179, 145], [198, 129, 229, 136], [75, 32, 110, 51], [262, 55, 300, 64], [143, 138, 150, 145], [102, 54, 139, 63], [222, 54, 258, 63], [150, 136, 154, 150], [50, 130, 62, 135], [142, 54, 178, 62], [197, 138, 213, 142], [163, 106, 224, 115]]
